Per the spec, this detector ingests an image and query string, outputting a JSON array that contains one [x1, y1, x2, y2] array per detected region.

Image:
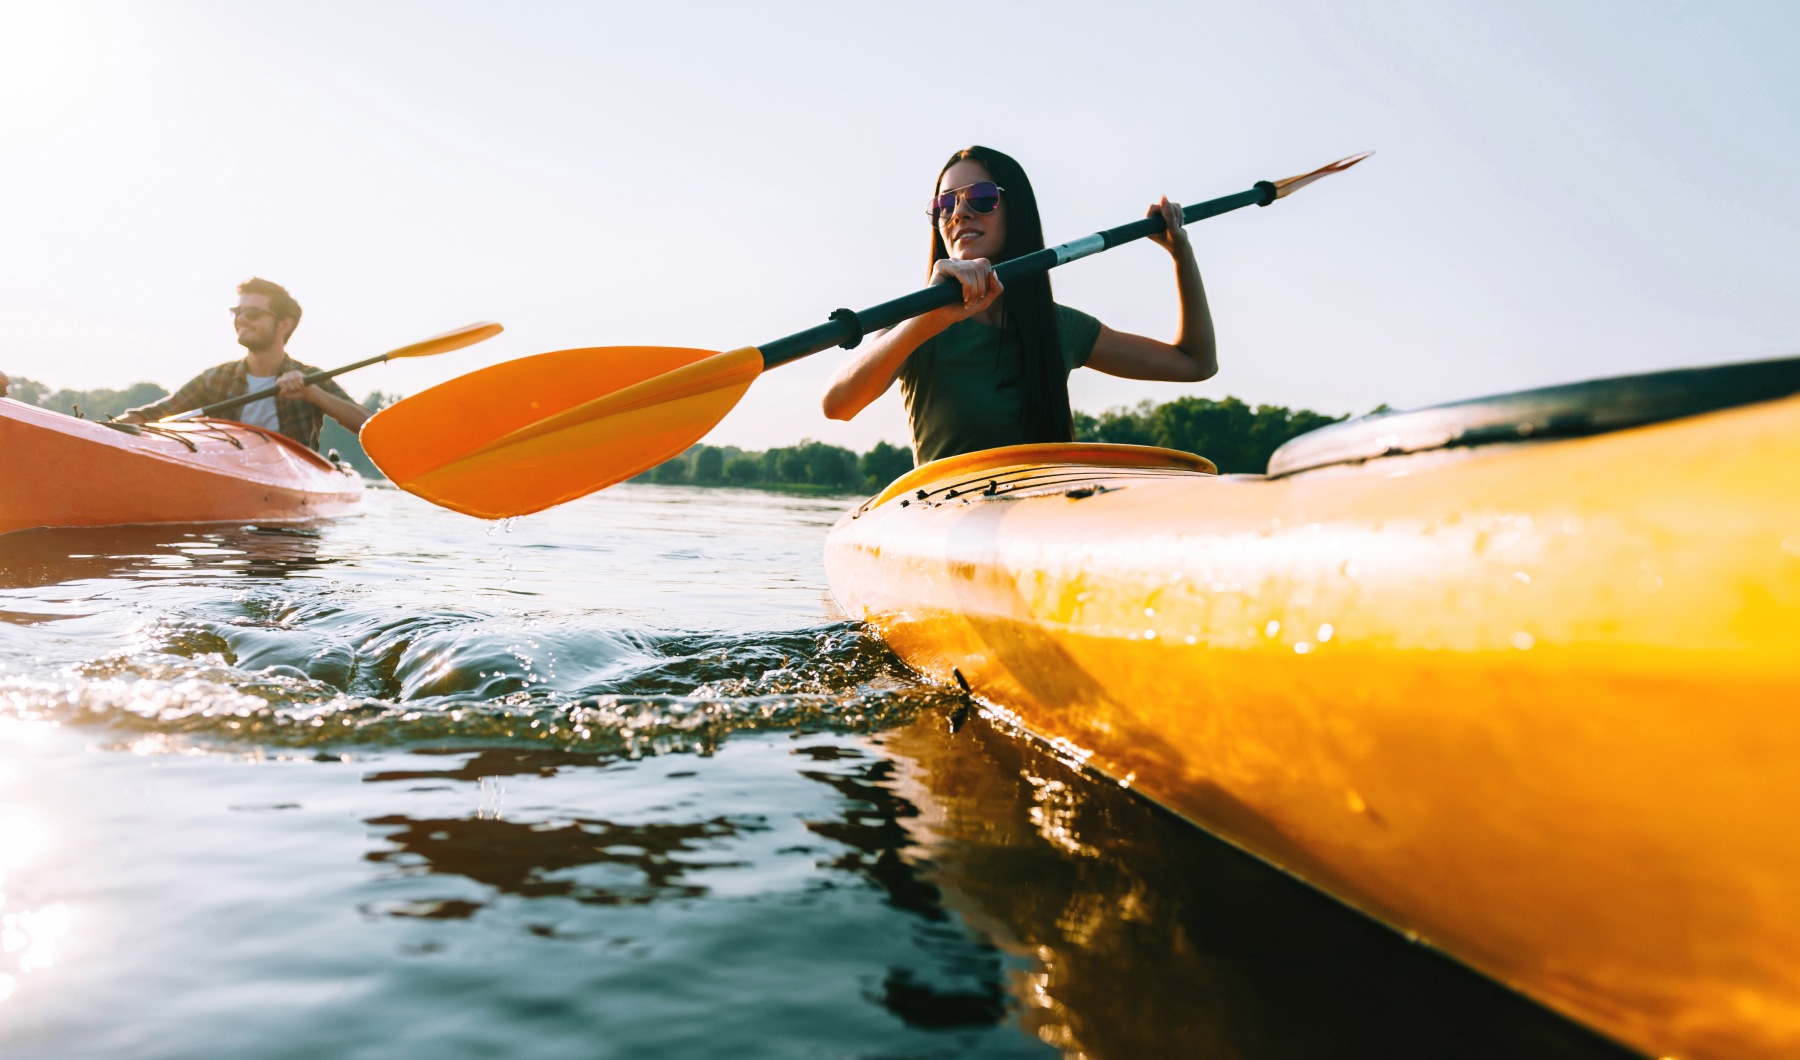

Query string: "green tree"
[[797, 441, 857, 488], [692, 446, 725, 484], [859, 440, 913, 489], [1150, 397, 1255, 470], [320, 391, 390, 477], [17, 381, 169, 421], [651, 456, 688, 483], [1090, 401, 1157, 446], [6, 377, 50, 406], [776, 447, 808, 484], [1073, 396, 1349, 474], [725, 455, 762, 485]]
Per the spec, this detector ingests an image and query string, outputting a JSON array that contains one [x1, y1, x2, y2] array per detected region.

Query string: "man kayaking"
[[821, 146, 1216, 465], [121, 278, 370, 450]]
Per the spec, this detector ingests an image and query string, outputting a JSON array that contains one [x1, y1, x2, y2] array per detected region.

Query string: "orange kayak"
[[826, 358, 1800, 1060], [1, 398, 365, 535]]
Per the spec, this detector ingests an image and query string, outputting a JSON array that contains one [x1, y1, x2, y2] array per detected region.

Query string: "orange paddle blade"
[[1271, 151, 1373, 199], [386, 321, 505, 359], [362, 345, 763, 519]]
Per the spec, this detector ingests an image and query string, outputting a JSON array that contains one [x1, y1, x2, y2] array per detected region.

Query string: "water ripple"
[[2, 620, 955, 756]]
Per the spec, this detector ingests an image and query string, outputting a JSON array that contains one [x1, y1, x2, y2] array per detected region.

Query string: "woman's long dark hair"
[[903, 145, 1071, 442]]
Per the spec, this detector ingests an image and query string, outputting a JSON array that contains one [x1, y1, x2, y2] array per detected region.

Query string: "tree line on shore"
[[9, 377, 1354, 491], [639, 394, 1351, 493]]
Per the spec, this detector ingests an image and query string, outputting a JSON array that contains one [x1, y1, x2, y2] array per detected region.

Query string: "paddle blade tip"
[[387, 321, 505, 359], [1272, 151, 1374, 199]]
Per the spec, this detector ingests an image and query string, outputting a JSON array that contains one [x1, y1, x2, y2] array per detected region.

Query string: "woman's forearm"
[[1172, 246, 1217, 378], [821, 313, 950, 420]]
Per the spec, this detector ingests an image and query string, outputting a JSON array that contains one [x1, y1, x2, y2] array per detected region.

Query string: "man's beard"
[[237, 330, 274, 354]]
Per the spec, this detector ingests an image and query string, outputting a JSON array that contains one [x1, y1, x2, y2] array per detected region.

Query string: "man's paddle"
[[161, 321, 505, 422], [363, 153, 1370, 519]]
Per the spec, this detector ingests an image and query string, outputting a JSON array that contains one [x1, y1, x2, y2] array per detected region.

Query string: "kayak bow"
[[1, 398, 365, 535]]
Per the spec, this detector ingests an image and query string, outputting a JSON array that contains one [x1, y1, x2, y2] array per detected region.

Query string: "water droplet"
[[1317, 623, 1333, 643], [1264, 620, 1280, 637], [1294, 642, 1312, 654], [1512, 631, 1535, 650]]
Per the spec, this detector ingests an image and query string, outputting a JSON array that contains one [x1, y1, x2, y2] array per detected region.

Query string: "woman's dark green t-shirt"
[[900, 303, 1102, 466]]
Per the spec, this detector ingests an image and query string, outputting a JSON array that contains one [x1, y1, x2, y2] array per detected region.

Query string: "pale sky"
[[2, 0, 1795, 452]]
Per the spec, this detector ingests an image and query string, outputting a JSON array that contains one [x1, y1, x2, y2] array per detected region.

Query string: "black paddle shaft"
[[171, 353, 388, 420], [756, 181, 1275, 369]]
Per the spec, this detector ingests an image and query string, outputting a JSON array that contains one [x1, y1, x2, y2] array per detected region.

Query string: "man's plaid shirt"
[[128, 356, 354, 452]]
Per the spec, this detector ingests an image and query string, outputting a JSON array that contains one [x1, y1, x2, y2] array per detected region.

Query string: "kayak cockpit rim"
[[861, 443, 1216, 513]]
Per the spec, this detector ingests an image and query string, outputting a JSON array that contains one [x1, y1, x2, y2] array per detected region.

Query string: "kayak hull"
[[824, 401, 1800, 1060], [1, 398, 365, 535]]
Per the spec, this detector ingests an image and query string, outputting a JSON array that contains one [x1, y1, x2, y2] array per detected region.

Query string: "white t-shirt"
[[238, 374, 282, 432]]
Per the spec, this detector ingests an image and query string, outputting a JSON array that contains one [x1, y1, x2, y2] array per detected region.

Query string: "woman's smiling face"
[[936, 159, 1007, 262]]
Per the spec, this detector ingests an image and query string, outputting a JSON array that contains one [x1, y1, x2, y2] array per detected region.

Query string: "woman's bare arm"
[[821, 257, 1002, 420], [821, 317, 942, 420], [1085, 197, 1217, 382]]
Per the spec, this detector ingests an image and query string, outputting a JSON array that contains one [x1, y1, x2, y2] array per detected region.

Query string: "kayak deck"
[[1, 398, 365, 535], [825, 397, 1800, 1060]]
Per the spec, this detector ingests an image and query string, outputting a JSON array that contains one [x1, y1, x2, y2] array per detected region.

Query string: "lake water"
[[0, 485, 1636, 1058]]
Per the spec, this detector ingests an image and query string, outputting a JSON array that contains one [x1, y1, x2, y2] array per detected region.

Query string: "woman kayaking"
[[821, 145, 1218, 464]]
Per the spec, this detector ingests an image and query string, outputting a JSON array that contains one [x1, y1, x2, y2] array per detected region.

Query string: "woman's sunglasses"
[[928, 181, 1004, 223]]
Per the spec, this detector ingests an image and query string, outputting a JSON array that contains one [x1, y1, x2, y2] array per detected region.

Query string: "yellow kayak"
[[824, 358, 1800, 1060]]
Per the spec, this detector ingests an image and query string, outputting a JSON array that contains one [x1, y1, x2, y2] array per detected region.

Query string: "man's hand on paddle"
[[277, 370, 317, 403], [279, 369, 373, 432]]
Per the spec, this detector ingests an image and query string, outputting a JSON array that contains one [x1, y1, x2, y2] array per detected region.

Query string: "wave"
[[1, 611, 958, 755]]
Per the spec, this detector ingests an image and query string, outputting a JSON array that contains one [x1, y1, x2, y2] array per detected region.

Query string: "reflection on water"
[[365, 812, 759, 910], [798, 750, 1015, 1031], [0, 522, 334, 592], [871, 706, 1640, 1059], [363, 747, 616, 784]]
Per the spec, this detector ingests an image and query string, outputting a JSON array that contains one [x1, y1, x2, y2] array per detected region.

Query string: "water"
[[0, 485, 1635, 1059]]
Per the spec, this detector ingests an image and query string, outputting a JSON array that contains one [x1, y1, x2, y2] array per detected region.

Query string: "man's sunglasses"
[[928, 181, 1004, 223], [229, 306, 278, 322]]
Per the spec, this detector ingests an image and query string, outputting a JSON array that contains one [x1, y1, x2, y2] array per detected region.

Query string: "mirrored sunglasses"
[[928, 181, 1003, 223]]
